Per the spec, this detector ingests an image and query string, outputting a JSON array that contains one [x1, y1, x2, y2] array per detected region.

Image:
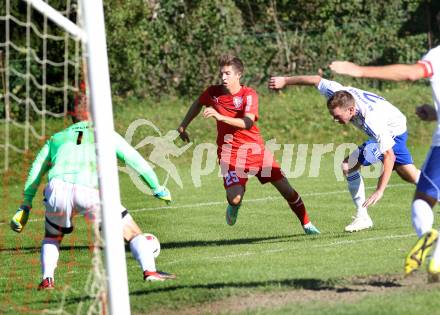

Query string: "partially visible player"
[[269, 75, 420, 232], [10, 83, 175, 289], [330, 45, 440, 280], [177, 55, 320, 235]]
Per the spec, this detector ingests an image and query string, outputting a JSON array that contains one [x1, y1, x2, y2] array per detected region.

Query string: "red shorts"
[[221, 160, 284, 189]]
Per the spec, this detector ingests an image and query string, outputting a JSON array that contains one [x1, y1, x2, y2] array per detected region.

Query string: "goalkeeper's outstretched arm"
[[114, 132, 171, 202]]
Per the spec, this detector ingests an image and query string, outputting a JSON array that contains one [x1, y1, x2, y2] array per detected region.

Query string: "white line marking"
[[0, 183, 411, 226], [145, 232, 417, 267], [130, 183, 410, 212], [0, 231, 418, 280]]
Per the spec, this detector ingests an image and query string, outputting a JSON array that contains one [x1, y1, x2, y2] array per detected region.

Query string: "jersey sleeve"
[[418, 47, 440, 78], [244, 89, 259, 120], [114, 132, 160, 190], [23, 140, 51, 207], [317, 78, 345, 99], [198, 86, 215, 106]]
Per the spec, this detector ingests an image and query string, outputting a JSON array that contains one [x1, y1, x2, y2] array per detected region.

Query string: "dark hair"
[[327, 91, 355, 110], [218, 55, 244, 74]]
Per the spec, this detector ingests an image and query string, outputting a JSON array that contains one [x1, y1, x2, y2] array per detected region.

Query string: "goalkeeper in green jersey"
[[10, 85, 175, 289]]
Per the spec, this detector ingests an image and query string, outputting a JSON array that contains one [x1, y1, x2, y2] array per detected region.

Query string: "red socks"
[[288, 191, 310, 225]]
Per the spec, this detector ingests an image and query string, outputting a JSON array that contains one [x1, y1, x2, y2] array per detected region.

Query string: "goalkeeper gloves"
[[153, 186, 171, 204], [10, 205, 30, 233]]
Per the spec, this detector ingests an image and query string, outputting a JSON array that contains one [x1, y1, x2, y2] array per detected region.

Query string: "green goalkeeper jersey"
[[23, 121, 160, 206]]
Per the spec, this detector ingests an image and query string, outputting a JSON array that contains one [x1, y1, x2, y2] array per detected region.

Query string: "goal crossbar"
[[25, 0, 86, 41]]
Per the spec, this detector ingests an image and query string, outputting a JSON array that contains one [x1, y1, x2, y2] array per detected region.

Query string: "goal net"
[[1, 1, 130, 314]]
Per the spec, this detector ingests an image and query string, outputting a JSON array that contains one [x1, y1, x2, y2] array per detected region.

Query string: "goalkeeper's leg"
[[38, 179, 75, 289], [122, 211, 175, 281], [38, 233, 64, 290]]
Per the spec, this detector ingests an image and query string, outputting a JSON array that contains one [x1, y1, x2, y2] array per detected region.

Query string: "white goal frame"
[[24, 0, 131, 314]]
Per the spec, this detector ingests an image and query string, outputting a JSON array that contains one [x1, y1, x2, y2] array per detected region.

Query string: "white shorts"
[[43, 178, 125, 235]]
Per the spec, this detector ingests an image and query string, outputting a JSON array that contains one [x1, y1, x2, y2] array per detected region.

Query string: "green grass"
[[1, 83, 439, 314]]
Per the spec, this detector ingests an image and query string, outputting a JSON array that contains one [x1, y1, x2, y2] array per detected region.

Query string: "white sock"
[[411, 199, 434, 237], [346, 171, 368, 217], [415, 171, 420, 184], [129, 234, 156, 272], [41, 239, 60, 280]]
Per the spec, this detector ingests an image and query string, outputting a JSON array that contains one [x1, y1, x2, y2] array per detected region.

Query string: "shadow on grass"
[[27, 274, 403, 308], [36, 277, 357, 307], [3, 231, 362, 255], [159, 232, 352, 250], [130, 277, 366, 296], [0, 245, 93, 253]]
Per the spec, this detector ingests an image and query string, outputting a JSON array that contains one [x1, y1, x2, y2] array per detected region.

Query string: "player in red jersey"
[[177, 55, 320, 234]]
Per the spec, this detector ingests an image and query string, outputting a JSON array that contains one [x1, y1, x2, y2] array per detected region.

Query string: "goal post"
[[80, 0, 131, 314], [21, 0, 131, 314]]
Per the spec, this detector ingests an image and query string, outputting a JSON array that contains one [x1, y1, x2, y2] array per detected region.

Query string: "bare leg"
[[395, 164, 420, 184]]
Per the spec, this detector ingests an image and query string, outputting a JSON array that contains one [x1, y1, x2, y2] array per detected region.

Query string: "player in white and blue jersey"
[[268, 75, 420, 233], [330, 45, 440, 281]]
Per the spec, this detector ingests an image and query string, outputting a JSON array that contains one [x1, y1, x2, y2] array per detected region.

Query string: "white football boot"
[[345, 215, 373, 232]]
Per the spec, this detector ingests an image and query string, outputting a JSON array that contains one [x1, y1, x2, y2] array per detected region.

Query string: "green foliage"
[[104, 0, 244, 97], [1, 0, 439, 118], [104, 0, 437, 99]]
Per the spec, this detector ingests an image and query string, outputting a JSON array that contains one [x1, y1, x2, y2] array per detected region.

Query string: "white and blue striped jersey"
[[418, 45, 440, 147], [317, 78, 407, 153]]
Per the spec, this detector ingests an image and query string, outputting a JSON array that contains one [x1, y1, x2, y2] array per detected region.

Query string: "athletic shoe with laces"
[[225, 204, 240, 226], [344, 215, 373, 232], [303, 223, 320, 235], [428, 256, 440, 283], [143, 270, 176, 282], [404, 229, 438, 276], [38, 277, 55, 290]]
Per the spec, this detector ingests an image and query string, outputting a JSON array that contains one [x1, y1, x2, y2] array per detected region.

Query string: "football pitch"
[[2, 144, 440, 315], [1, 85, 440, 314]]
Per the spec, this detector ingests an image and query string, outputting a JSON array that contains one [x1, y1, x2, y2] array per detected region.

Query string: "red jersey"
[[199, 85, 266, 167]]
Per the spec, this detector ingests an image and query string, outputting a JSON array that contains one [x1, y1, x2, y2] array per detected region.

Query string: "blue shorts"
[[358, 132, 413, 166], [417, 147, 440, 201]]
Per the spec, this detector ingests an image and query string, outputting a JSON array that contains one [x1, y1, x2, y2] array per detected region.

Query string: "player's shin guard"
[[288, 191, 310, 225], [346, 171, 368, 218], [130, 234, 156, 272], [41, 238, 60, 280]]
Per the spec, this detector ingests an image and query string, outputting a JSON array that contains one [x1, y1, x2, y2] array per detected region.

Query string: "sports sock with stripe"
[[346, 171, 368, 218], [288, 191, 310, 225]]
